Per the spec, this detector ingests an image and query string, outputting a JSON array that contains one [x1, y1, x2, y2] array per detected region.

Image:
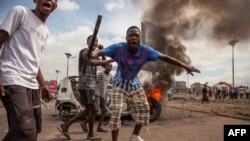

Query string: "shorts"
[[79, 89, 98, 109], [96, 95, 107, 111], [108, 87, 150, 130], [0, 85, 42, 141]]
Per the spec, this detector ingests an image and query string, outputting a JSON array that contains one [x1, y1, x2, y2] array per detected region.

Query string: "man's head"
[[126, 26, 141, 54], [87, 35, 98, 50], [33, 0, 57, 20]]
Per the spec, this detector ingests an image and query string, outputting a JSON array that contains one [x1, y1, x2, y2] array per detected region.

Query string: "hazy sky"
[[0, 0, 250, 87]]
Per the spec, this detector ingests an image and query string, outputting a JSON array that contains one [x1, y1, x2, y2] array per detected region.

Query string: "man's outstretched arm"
[[158, 52, 200, 76]]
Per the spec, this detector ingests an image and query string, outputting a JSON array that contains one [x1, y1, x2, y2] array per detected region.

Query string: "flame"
[[146, 83, 164, 101]]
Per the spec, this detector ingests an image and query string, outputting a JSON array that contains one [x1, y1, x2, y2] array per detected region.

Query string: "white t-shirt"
[[246, 87, 250, 93], [0, 6, 49, 89]]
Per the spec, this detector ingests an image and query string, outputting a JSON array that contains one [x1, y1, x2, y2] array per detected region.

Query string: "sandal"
[[97, 128, 108, 132], [83, 135, 101, 140], [57, 124, 71, 140], [80, 122, 88, 132]]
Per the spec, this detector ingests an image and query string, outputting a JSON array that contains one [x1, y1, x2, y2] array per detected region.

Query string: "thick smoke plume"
[[133, 0, 250, 89]]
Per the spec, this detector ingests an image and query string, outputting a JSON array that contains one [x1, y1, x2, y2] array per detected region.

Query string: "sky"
[[0, 0, 250, 87]]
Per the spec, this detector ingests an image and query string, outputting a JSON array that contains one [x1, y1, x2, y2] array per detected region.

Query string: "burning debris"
[[143, 81, 164, 101]]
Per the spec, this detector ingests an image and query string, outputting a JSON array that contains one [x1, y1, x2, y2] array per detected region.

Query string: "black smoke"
[[133, 0, 250, 89]]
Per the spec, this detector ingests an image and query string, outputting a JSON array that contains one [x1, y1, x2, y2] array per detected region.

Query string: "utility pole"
[[55, 70, 60, 82], [65, 53, 72, 77], [228, 40, 238, 87]]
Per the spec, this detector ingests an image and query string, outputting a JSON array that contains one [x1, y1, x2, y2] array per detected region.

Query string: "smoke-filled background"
[[132, 0, 250, 88], [1, 0, 249, 87]]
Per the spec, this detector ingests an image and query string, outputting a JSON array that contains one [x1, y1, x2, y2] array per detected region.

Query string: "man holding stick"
[[58, 35, 113, 140]]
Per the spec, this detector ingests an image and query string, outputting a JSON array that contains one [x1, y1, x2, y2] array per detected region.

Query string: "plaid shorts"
[[108, 87, 150, 130]]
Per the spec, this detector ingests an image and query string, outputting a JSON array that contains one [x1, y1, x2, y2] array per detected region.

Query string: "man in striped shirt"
[[58, 35, 113, 140]]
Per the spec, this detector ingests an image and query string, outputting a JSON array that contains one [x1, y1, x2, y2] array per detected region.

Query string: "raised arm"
[[86, 58, 114, 66], [82, 49, 113, 65], [91, 49, 106, 58], [158, 52, 200, 76]]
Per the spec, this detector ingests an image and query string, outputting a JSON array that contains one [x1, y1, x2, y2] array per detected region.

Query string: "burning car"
[[55, 75, 162, 122]]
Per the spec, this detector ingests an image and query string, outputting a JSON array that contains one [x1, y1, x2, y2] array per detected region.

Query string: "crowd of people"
[[214, 86, 250, 100], [194, 85, 250, 104]]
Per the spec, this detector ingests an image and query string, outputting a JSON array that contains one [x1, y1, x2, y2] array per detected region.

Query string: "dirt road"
[[0, 98, 249, 141]]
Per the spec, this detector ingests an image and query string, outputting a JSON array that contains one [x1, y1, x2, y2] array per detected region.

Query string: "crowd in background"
[[188, 85, 250, 100]]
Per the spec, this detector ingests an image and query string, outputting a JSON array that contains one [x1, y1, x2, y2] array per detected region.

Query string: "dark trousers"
[[1, 85, 41, 141]]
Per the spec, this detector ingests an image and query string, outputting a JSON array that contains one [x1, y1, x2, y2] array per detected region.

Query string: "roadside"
[[166, 93, 250, 120], [0, 96, 250, 141]]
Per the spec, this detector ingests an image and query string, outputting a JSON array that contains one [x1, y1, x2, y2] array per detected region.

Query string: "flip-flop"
[[83, 135, 102, 141], [97, 128, 108, 132], [80, 122, 88, 132], [57, 126, 71, 140]]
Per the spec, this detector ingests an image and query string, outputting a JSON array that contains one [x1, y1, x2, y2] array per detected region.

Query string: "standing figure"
[[81, 63, 113, 132], [233, 87, 239, 99], [208, 88, 213, 98], [0, 0, 57, 141], [201, 84, 209, 103], [245, 86, 250, 99], [166, 88, 173, 101], [215, 87, 221, 100], [96, 63, 113, 132], [85, 26, 200, 141], [57, 35, 113, 140], [239, 86, 245, 99]]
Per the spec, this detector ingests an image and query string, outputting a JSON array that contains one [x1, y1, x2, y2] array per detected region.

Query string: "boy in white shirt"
[[0, 0, 57, 140]]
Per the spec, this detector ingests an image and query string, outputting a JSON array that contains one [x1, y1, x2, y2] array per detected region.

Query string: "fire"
[[146, 84, 164, 101]]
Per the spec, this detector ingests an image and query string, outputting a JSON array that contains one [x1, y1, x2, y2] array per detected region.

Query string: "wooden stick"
[[40, 100, 50, 110], [79, 15, 102, 84]]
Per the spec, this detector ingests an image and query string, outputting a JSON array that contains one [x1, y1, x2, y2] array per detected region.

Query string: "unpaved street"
[[0, 98, 249, 141]]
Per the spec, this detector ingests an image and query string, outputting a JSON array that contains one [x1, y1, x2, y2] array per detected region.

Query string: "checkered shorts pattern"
[[109, 87, 150, 130]]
